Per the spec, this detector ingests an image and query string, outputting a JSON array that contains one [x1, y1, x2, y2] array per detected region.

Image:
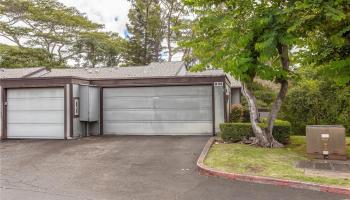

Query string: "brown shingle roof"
[[41, 62, 185, 79], [0, 67, 45, 79], [0, 62, 242, 88]]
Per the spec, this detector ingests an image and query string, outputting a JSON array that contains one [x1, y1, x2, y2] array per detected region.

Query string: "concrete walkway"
[[0, 136, 348, 200], [297, 160, 350, 179]]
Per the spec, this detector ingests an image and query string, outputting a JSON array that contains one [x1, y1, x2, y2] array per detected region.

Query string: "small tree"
[[183, 0, 298, 147]]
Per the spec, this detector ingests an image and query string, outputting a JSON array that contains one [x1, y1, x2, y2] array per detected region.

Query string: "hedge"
[[220, 120, 291, 144]]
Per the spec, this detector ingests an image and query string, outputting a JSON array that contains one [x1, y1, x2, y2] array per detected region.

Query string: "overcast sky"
[[58, 0, 131, 36]]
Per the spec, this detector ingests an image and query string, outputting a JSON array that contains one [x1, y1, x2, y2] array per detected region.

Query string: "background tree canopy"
[[291, 0, 350, 86], [0, 0, 126, 68], [280, 67, 350, 136], [0, 44, 62, 68], [0, 0, 192, 67]]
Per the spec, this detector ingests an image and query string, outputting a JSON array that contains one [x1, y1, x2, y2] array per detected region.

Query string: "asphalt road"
[[0, 136, 348, 200]]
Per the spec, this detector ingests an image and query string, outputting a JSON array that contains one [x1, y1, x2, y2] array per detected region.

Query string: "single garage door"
[[7, 88, 65, 139], [103, 86, 213, 135]]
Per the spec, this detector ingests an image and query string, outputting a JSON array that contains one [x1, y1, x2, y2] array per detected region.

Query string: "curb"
[[197, 137, 350, 196]]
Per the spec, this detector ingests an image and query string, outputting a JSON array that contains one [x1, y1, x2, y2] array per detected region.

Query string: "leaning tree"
[[183, 0, 300, 147]]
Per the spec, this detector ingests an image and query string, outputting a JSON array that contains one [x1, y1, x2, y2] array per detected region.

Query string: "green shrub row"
[[220, 120, 291, 144]]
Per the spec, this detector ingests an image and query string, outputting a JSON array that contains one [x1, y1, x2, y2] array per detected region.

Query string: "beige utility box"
[[306, 125, 347, 160]]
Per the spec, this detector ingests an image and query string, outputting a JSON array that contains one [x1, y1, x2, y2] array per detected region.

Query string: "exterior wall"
[[0, 86, 2, 139], [225, 83, 231, 121], [214, 83, 225, 134], [231, 88, 241, 104], [72, 84, 85, 138], [65, 84, 72, 139]]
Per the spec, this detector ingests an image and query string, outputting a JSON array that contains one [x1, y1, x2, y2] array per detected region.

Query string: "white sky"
[[58, 0, 131, 37]]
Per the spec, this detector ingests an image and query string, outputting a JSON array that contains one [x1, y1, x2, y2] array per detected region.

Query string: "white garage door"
[[7, 88, 65, 139], [103, 86, 213, 135]]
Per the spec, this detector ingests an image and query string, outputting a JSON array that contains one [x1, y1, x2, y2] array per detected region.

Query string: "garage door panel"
[[7, 88, 64, 98], [104, 87, 157, 97], [104, 109, 212, 121], [153, 86, 212, 96], [7, 124, 64, 139], [103, 86, 213, 135], [8, 111, 64, 124], [7, 88, 65, 139], [104, 97, 154, 109], [104, 122, 212, 135], [104, 96, 211, 109], [104, 86, 212, 97], [8, 98, 64, 111], [154, 96, 211, 109]]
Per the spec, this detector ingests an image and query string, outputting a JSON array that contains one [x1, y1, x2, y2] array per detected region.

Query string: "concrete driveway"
[[0, 136, 347, 200]]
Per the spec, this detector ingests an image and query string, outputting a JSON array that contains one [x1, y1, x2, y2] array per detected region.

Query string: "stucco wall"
[[214, 84, 225, 134], [72, 84, 85, 138], [231, 88, 241, 104], [0, 86, 2, 139]]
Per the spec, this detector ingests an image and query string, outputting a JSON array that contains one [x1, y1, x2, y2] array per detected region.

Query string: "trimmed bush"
[[242, 106, 250, 122], [229, 104, 244, 122], [220, 123, 252, 142], [220, 120, 291, 144], [260, 120, 291, 145]]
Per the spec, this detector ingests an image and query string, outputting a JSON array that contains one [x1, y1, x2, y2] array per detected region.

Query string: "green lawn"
[[204, 136, 350, 187]]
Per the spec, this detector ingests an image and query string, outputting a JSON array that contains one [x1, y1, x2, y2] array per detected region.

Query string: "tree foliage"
[[0, 0, 101, 64], [281, 68, 350, 135], [74, 32, 126, 68], [183, 0, 296, 147], [160, 0, 189, 61], [291, 0, 350, 86], [0, 44, 61, 68], [125, 0, 163, 66], [0, 0, 126, 68], [182, 0, 350, 147]]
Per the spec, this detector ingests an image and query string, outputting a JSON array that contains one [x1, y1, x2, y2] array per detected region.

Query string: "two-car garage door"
[[103, 86, 213, 135], [5, 86, 213, 138], [7, 88, 65, 139]]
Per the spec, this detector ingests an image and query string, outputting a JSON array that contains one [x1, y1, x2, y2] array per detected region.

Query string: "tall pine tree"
[[160, 0, 188, 61], [125, 0, 163, 66]]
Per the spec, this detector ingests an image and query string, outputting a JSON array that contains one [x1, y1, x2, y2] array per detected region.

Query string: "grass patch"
[[204, 136, 350, 187]]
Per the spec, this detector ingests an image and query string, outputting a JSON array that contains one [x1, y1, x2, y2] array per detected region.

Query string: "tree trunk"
[[241, 83, 270, 147], [166, 1, 174, 62], [143, 1, 150, 65], [264, 43, 291, 147], [265, 80, 287, 148]]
